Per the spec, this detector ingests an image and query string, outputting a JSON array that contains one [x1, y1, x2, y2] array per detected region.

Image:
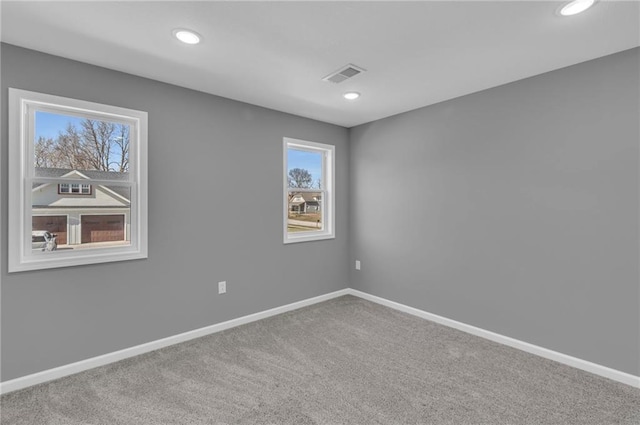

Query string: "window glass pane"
[[34, 111, 131, 176], [287, 148, 322, 189], [32, 182, 131, 251], [287, 191, 323, 234]]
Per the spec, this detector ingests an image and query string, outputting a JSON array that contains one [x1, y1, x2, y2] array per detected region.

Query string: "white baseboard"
[[346, 289, 640, 389], [2, 287, 638, 394], [0, 288, 351, 395]]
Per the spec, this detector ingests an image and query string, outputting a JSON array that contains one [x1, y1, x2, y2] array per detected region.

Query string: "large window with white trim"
[[8, 88, 148, 272], [283, 138, 335, 243]]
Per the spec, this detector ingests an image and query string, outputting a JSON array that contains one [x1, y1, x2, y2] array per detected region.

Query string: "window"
[[59, 183, 91, 195], [283, 137, 335, 243], [8, 88, 148, 272]]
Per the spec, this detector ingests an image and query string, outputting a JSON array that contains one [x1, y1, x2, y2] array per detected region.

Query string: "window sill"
[[284, 233, 335, 244], [10, 246, 147, 273]]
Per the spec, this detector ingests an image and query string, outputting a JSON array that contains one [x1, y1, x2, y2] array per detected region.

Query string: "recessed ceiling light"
[[173, 29, 201, 45], [559, 0, 596, 16], [343, 92, 360, 100]]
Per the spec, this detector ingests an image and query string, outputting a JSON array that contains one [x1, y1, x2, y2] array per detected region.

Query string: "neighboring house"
[[289, 192, 321, 213], [32, 168, 130, 246]]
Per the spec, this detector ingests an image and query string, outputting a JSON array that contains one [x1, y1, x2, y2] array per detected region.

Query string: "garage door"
[[32, 215, 67, 245], [81, 215, 125, 243]]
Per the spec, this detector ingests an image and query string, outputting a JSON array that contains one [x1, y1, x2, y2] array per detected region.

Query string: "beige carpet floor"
[[1, 295, 639, 424]]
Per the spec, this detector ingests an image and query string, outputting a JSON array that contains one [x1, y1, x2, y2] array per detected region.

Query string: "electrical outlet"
[[355, 260, 361, 270], [218, 281, 226, 294]]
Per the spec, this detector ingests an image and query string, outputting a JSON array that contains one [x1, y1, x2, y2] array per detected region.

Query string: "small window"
[[283, 138, 335, 243], [8, 88, 148, 272], [59, 183, 91, 195]]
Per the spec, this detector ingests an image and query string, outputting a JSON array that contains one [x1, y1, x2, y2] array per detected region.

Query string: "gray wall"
[[2, 43, 638, 383], [350, 48, 640, 375], [0, 44, 350, 381]]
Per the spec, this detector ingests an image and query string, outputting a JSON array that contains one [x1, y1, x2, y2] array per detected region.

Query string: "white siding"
[[32, 183, 129, 208]]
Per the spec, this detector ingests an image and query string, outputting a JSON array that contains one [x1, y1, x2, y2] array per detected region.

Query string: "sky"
[[287, 148, 322, 188], [35, 111, 84, 140]]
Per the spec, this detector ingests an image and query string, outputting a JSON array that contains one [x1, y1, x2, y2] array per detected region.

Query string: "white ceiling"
[[1, 1, 639, 128]]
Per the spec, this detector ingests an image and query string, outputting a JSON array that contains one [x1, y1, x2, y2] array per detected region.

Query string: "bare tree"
[[50, 123, 94, 170], [110, 124, 130, 172], [288, 168, 313, 188], [34, 137, 56, 168], [81, 119, 114, 171], [34, 119, 130, 172]]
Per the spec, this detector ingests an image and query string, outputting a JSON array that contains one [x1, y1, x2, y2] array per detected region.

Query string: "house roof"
[[291, 192, 321, 203], [34, 168, 130, 200], [35, 167, 129, 181]]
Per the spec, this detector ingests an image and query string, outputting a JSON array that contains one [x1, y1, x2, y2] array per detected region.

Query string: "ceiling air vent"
[[322, 64, 366, 84]]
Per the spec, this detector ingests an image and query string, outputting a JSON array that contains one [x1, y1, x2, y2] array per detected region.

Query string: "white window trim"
[[283, 137, 335, 244], [8, 88, 148, 272]]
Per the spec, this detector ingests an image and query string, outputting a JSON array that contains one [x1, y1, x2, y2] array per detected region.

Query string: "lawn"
[[288, 212, 321, 223]]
